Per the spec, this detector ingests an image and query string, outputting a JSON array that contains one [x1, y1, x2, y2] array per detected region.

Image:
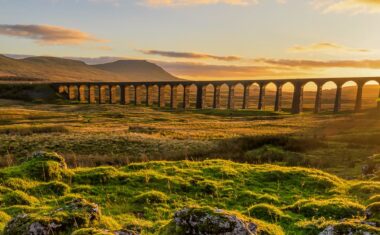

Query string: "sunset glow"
[[1, 0, 380, 80]]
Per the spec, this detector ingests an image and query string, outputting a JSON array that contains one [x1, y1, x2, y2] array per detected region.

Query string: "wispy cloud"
[[289, 42, 370, 53], [0, 24, 105, 45], [139, 49, 242, 61], [313, 0, 380, 14], [256, 58, 380, 69], [140, 0, 259, 7]]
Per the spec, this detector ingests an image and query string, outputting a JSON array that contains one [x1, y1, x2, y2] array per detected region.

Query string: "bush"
[[29, 181, 70, 196], [2, 190, 39, 206], [133, 190, 169, 204], [287, 198, 365, 219], [237, 191, 279, 206], [73, 166, 122, 184], [366, 202, 380, 225], [247, 203, 287, 222]]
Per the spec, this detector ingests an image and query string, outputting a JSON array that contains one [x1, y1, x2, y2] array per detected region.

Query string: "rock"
[[159, 207, 257, 235], [318, 221, 379, 235], [4, 198, 101, 235], [365, 202, 380, 226]]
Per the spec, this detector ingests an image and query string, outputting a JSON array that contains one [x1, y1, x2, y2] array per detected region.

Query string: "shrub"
[[29, 181, 70, 196], [237, 190, 279, 206], [247, 203, 287, 222], [367, 194, 380, 204], [366, 202, 380, 225], [2, 190, 39, 206], [133, 190, 169, 204], [73, 166, 122, 184], [243, 145, 289, 163], [287, 198, 365, 219]]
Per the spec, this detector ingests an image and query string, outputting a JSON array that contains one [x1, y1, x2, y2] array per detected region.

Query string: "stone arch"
[[281, 82, 295, 112], [159, 84, 171, 108], [188, 83, 198, 109], [263, 82, 277, 111], [219, 83, 230, 109], [176, 84, 185, 108], [204, 83, 215, 108], [233, 83, 245, 110], [321, 81, 338, 112], [78, 85, 88, 103], [340, 81, 358, 111], [248, 82, 260, 110], [303, 81, 318, 112], [362, 80, 380, 110]]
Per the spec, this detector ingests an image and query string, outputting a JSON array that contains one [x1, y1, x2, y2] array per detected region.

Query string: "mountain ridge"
[[0, 55, 182, 83]]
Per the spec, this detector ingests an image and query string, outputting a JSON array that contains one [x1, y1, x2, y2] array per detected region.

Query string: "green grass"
[[0, 152, 379, 234]]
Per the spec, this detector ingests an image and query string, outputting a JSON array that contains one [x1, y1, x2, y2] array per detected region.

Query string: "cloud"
[[289, 42, 370, 53], [141, 0, 259, 7], [256, 58, 380, 69], [313, 0, 380, 14], [0, 24, 105, 45], [140, 49, 242, 61]]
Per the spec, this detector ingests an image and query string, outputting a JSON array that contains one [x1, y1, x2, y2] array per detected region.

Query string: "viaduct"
[[52, 77, 380, 114]]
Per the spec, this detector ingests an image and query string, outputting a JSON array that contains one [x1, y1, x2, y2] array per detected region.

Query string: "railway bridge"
[[52, 77, 380, 114]]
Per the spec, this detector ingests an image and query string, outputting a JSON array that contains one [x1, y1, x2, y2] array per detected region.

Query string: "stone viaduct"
[[52, 77, 380, 114]]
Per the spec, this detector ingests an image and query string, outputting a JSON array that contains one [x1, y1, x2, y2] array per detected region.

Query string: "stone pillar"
[[274, 84, 283, 112], [58, 86, 66, 95], [100, 85, 107, 104], [291, 83, 304, 114], [227, 84, 235, 110], [183, 85, 191, 109], [68, 85, 76, 100], [378, 87, 380, 111], [108, 85, 113, 104], [314, 84, 322, 113], [170, 85, 178, 109], [258, 84, 266, 110], [158, 85, 166, 108], [135, 86, 142, 105], [213, 85, 221, 109], [79, 85, 87, 103], [146, 86, 153, 106], [120, 85, 126, 104], [96, 85, 101, 104], [196, 85, 207, 109], [242, 84, 250, 109], [355, 83, 364, 112], [334, 83, 343, 113]]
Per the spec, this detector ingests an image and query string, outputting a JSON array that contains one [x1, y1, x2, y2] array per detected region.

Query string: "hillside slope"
[[0, 55, 181, 83], [0, 152, 379, 234], [93, 60, 183, 81]]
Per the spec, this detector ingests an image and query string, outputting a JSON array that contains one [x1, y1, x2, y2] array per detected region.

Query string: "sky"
[[1, 0, 380, 81]]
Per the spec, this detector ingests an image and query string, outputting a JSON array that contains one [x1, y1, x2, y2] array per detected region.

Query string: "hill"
[[0, 55, 181, 83], [0, 151, 378, 234], [93, 60, 183, 82]]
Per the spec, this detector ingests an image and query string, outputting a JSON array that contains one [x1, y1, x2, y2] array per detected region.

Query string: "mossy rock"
[[3, 198, 101, 235], [0, 151, 72, 182], [2, 178, 35, 191], [133, 190, 169, 205], [247, 204, 288, 223], [319, 222, 380, 235], [366, 202, 380, 226], [29, 181, 70, 197], [287, 198, 365, 219], [0, 211, 11, 231], [2, 190, 39, 206], [71, 228, 138, 235], [159, 207, 283, 235]]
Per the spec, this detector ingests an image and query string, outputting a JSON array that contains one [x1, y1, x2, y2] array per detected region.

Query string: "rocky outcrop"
[[159, 207, 257, 235], [4, 198, 100, 235]]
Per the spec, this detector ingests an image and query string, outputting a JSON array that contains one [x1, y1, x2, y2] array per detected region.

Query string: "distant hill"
[[93, 60, 182, 82], [0, 55, 182, 83]]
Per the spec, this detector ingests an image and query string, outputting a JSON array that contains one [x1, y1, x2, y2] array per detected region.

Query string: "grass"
[[0, 99, 379, 179], [0, 152, 378, 234]]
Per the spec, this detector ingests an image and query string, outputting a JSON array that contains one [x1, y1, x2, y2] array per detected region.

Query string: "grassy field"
[[0, 98, 379, 234], [0, 99, 379, 180]]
